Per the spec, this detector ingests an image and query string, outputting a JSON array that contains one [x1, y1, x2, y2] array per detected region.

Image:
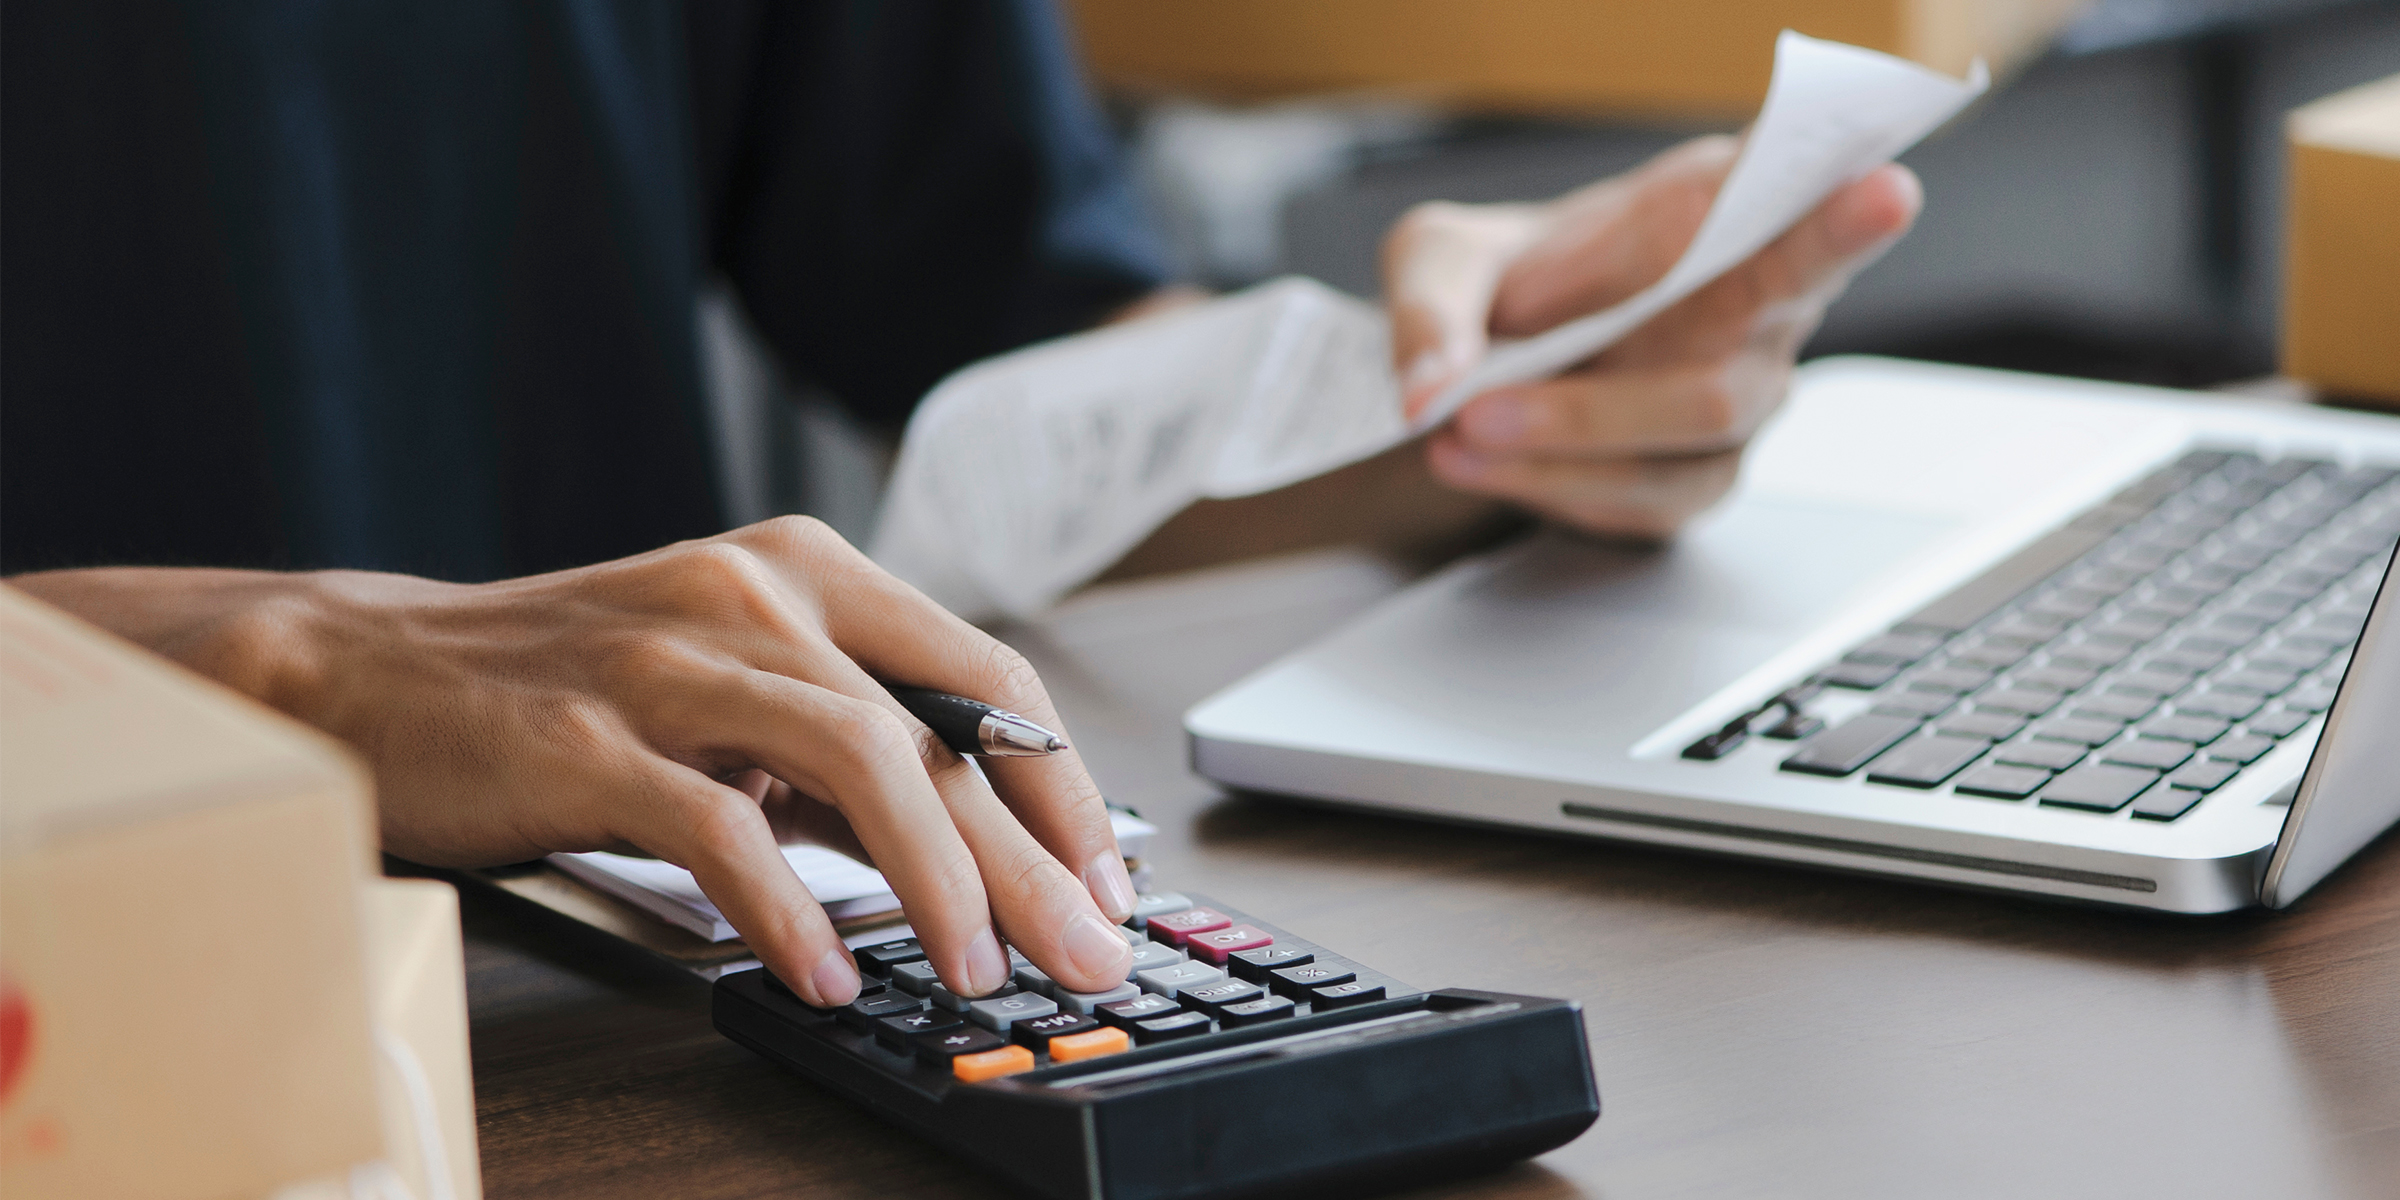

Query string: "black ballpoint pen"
[[884, 685, 1070, 758]]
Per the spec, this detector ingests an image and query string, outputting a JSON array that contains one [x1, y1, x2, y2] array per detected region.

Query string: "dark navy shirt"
[[2, 1, 1167, 580]]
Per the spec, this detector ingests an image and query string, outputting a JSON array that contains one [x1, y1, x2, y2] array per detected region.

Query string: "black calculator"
[[713, 891, 1599, 1200]]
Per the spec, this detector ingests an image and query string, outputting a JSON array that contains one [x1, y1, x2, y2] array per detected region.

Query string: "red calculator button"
[[1147, 907, 1233, 947], [1185, 924, 1273, 965]]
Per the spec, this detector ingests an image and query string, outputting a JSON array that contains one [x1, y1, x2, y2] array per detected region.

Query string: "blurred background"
[[1082, 0, 2399, 387]]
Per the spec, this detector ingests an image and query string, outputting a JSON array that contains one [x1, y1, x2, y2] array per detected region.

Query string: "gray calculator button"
[[1011, 959, 1057, 997], [1055, 981, 1142, 1014], [1134, 960, 1226, 999], [1126, 942, 1186, 972], [968, 991, 1059, 1032], [1128, 891, 1193, 929], [889, 961, 942, 997]]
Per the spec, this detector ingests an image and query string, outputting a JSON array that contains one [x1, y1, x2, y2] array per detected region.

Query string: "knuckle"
[[980, 641, 1045, 708]]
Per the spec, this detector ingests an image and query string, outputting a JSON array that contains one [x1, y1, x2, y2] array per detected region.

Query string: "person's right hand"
[[17, 517, 1138, 1009]]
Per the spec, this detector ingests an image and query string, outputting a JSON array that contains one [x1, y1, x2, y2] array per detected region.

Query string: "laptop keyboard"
[[1687, 450, 2399, 822]]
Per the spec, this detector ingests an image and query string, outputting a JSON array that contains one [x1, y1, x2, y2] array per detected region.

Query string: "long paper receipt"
[[873, 32, 1987, 619]]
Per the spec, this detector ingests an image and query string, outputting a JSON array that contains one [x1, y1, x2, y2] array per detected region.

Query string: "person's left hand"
[[1381, 135, 1922, 537]]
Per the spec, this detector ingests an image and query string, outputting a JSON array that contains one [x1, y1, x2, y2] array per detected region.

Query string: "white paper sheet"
[[547, 810, 1161, 943], [871, 32, 1987, 619]]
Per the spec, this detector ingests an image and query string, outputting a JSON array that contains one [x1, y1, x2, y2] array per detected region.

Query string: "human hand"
[[1382, 135, 1922, 536], [25, 519, 1136, 1009]]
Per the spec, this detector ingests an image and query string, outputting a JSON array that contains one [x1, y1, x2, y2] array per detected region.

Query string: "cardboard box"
[[362, 879, 482, 1200], [1065, 0, 2081, 117], [2282, 74, 2400, 409], [0, 585, 385, 1198]]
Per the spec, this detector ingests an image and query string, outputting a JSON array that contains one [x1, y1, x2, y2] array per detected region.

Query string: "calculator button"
[[1148, 908, 1235, 947], [1095, 993, 1181, 1030], [968, 991, 1060, 1032], [914, 1024, 1008, 1063], [1010, 1011, 1103, 1050], [1228, 945, 1314, 982], [1134, 960, 1227, 999], [852, 938, 926, 977], [1127, 892, 1193, 930], [1046, 1027, 1132, 1063], [1132, 1011, 1214, 1044], [875, 1009, 963, 1046], [952, 1045, 1037, 1082], [1185, 924, 1274, 965], [839, 992, 925, 1031], [1125, 942, 1187, 974], [1180, 980, 1266, 1014], [1218, 996, 1297, 1027], [1309, 981, 1387, 1009], [1268, 963, 1355, 999], [932, 982, 1017, 1012], [1054, 982, 1142, 1015], [1010, 958, 1057, 998], [888, 961, 942, 997]]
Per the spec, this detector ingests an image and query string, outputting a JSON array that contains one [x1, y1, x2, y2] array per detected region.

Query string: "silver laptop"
[[1186, 357, 2400, 913]]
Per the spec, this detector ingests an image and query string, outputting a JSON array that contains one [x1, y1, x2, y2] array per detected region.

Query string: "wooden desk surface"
[[459, 553, 2400, 1200]]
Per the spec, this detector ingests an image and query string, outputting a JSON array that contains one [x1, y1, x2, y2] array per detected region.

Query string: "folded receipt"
[[873, 33, 1987, 619]]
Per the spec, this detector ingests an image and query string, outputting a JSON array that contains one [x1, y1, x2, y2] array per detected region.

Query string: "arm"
[[12, 518, 1140, 1010]]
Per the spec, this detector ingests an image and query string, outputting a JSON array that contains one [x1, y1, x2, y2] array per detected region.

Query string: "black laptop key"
[[1907, 667, 1995, 695], [1994, 737, 2088, 771], [2206, 733, 2277, 764], [1973, 688, 2061, 717], [2247, 708, 2314, 738], [2129, 786, 2208, 821], [2028, 717, 2125, 746], [2140, 715, 2230, 744], [2040, 765, 2161, 812], [1819, 660, 1902, 689], [2013, 665, 2097, 693], [1936, 711, 2027, 741], [1863, 735, 1988, 788], [1847, 631, 1946, 665], [1781, 713, 1922, 777], [1870, 690, 1955, 719], [2166, 760, 2241, 792], [2100, 738, 2193, 772], [1954, 764, 2051, 800]]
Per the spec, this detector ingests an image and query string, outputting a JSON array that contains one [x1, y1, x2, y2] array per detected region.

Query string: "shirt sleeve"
[[687, 0, 1173, 430]]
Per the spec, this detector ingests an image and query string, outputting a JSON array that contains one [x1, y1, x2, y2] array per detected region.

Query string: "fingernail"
[[962, 927, 1011, 997], [1083, 850, 1137, 922], [1063, 912, 1135, 984], [810, 948, 860, 1008], [1458, 392, 1533, 447]]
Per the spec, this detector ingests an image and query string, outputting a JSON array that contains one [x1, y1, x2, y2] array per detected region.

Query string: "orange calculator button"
[[1047, 1027, 1131, 1063], [952, 1045, 1036, 1082]]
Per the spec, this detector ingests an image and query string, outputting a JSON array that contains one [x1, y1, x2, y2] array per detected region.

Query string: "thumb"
[[1381, 201, 1542, 421]]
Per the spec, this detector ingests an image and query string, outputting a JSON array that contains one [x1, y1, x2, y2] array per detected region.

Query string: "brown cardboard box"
[[2282, 74, 2400, 409], [0, 585, 385, 1198], [362, 879, 482, 1200], [1065, 0, 2082, 116]]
